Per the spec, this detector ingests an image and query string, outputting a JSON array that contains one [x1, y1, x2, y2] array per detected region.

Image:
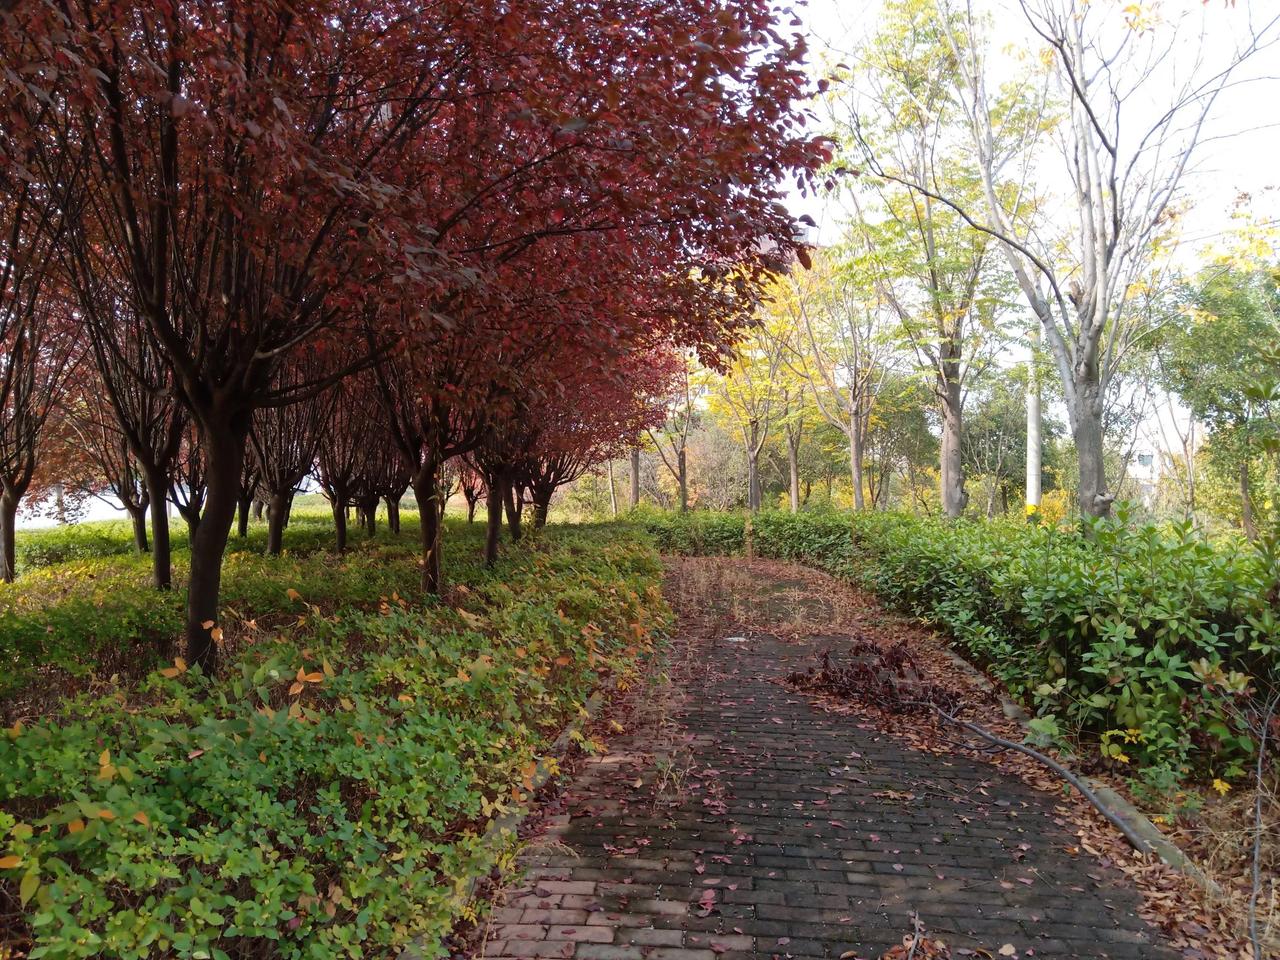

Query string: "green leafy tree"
[[1163, 267, 1280, 538], [830, 0, 1013, 518]]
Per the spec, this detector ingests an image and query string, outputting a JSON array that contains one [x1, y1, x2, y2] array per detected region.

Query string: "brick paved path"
[[481, 597, 1174, 959]]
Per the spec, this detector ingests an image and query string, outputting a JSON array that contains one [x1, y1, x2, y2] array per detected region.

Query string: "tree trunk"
[[940, 382, 968, 519], [412, 463, 443, 593], [746, 451, 760, 513], [127, 504, 150, 552], [849, 422, 866, 511], [1074, 388, 1110, 520], [607, 460, 618, 518], [0, 491, 17, 583], [531, 490, 551, 530], [235, 495, 251, 538], [483, 478, 503, 566], [466, 496, 478, 523], [143, 466, 172, 591], [266, 492, 289, 555], [787, 432, 800, 513], [332, 497, 348, 553], [629, 448, 641, 508], [185, 422, 248, 675], [1026, 329, 1042, 515], [504, 480, 523, 541], [251, 499, 264, 520], [1241, 459, 1258, 541], [677, 447, 688, 512], [386, 496, 400, 534]]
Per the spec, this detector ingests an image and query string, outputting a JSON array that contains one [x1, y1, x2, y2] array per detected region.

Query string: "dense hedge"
[[0, 525, 668, 958], [641, 508, 1278, 785]]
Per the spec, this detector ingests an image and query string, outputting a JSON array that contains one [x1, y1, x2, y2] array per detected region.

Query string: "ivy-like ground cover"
[[0, 522, 668, 959], [640, 508, 1279, 793]]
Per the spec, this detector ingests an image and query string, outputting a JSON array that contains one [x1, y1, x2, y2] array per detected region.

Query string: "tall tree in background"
[[1163, 267, 1280, 539], [706, 327, 785, 512], [834, 0, 1011, 518], [912, 0, 1280, 519], [782, 249, 896, 510], [648, 360, 698, 513]]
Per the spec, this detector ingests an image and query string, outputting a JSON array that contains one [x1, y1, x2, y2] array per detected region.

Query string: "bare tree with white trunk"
[[886, 0, 1280, 519]]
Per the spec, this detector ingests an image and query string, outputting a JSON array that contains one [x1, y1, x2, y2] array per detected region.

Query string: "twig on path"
[[913, 701, 1156, 856]]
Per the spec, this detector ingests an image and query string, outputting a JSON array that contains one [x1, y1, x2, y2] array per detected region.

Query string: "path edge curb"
[[936, 646, 1220, 895]]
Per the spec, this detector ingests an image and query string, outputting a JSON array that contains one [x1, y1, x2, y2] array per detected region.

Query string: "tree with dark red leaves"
[[59, 376, 152, 553], [249, 362, 339, 555], [3, 0, 822, 670], [72, 291, 186, 587], [521, 351, 679, 529]]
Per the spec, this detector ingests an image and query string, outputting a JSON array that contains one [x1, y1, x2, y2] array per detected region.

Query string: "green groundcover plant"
[[639, 507, 1279, 791], [0, 522, 668, 959]]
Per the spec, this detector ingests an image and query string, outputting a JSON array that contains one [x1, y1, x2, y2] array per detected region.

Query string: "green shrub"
[[640, 507, 1278, 784], [0, 526, 668, 959], [634, 507, 745, 555]]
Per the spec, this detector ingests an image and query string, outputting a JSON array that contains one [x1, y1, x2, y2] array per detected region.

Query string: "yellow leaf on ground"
[[68, 819, 85, 834], [133, 811, 150, 827], [0, 855, 21, 869], [96, 809, 116, 821], [286, 588, 302, 601]]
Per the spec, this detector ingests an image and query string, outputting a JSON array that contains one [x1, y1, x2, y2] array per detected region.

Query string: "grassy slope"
[[0, 515, 669, 959]]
